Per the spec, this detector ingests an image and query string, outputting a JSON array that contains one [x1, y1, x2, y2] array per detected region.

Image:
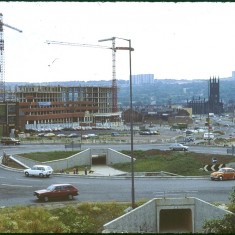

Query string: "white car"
[[169, 143, 189, 151], [24, 165, 53, 178]]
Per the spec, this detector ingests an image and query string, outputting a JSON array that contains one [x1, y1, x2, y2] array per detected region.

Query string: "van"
[[203, 133, 214, 140]]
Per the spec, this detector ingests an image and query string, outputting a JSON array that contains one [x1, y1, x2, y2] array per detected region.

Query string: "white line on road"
[[1, 184, 32, 188], [17, 179, 41, 182]]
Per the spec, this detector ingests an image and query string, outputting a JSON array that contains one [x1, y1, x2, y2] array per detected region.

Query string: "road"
[[0, 143, 234, 207], [1, 142, 230, 155], [0, 167, 234, 207]]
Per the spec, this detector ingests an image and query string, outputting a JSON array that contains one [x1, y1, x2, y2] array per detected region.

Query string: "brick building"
[[0, 85, 123, 134]]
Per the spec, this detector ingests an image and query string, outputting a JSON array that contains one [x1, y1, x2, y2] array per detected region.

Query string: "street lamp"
[[99, 37, 135, 208]]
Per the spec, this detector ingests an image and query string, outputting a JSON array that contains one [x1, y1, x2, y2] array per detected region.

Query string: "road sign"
[[203, 164, 225, 172]]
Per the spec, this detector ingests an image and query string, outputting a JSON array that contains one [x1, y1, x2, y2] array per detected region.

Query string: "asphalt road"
[[0, 143, 234, 207], [1, 142, 230, 155], [0, 167, 234, 207]]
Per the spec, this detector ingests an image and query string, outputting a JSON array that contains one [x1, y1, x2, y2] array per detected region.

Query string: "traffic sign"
[[203, 164, 225, 172]]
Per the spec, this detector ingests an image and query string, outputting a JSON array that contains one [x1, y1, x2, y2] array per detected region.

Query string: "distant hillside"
[[6, 78, 235, 110]]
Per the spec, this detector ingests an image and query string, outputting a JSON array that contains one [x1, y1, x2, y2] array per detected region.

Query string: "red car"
[[34, 184, 79, 202]]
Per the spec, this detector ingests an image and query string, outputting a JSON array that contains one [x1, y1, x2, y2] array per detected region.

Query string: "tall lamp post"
[[99, 37, 135, 208]]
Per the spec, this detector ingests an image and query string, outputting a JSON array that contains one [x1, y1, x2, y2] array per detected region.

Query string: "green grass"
[[113, 149, 235, 176], [0, 201, 145, 233], [18, 149, 235, 176], [20, 151, 79, 162]]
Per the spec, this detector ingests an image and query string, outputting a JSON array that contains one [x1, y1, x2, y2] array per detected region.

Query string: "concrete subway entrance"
[[91, 154, 106, 165], [159, 208, 192, 233]]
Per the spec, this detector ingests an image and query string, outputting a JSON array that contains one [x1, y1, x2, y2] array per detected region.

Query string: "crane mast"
[[111, 38, 118, 113], [46, 39, 118, 113], [0, 13, 22, 101]]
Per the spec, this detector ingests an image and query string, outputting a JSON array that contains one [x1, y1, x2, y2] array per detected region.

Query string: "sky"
[[1, 1, 235, 83]]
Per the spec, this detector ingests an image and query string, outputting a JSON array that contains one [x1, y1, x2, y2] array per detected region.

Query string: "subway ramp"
[[103, 197, 233, 233]]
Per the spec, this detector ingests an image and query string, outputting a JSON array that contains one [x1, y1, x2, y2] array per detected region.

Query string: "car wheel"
[[25, 172, 29, 177], [39, 173, 44, 178], [211, 177, 214, 181], [46, 175, 50, 178], [219, 176, 223, 181], [44, 196, 49, 202], [68, 194, 73, 200]]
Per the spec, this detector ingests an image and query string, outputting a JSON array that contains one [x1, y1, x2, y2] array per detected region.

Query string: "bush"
[[203, 186, 235, 233]]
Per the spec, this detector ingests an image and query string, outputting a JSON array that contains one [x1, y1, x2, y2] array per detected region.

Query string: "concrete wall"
[[11, 148, 132, 171], [194, 198, 232, 233], [103, 199, 157, 233], [103, 197, 233, 233]]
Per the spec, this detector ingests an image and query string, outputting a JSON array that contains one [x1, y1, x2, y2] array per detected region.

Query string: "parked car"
[[44, 133, 56, 137], [210, 167, 235, 181], [169, 143, 188, 151], [184, 137, 195, 142], [67, 133, 79, 138], [1, 137, 20, 145], [24, 165, 53, 178], [57, 133, 67, 137], [34, 183, 79, 202], [87, 133, 98, 138], [82, 134, 89, 139], [111, 132, 120, 136]]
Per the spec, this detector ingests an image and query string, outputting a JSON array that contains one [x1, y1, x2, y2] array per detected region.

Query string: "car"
[[111, 132, 120, 136], [1, 137, 20, 145], [34, 183, 79, 202], [169, 143, 188, 151], [82, 134, 89, 139], [87, 133, 98, 138], [67, 133, 79, 138], [57, 133, 67, 137], [44, 132, 56, 137], [184, 137, 195, 142], [210, 167, 235, 181], [24, 165, 53, 178]]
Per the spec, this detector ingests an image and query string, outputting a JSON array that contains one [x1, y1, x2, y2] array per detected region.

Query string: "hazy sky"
[[1, 1, 235, 83]]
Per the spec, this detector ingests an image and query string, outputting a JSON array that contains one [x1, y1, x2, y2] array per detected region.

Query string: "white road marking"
[[1, 184, 32, 188], [17, 179, 41, 182]]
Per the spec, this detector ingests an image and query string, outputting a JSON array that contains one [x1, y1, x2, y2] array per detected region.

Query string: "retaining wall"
[[103, 197, 233, 233], [12, 148, 132, 171]]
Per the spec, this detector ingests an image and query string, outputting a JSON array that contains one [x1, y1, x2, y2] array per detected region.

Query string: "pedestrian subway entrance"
[[91, 154, 106, 165], [159, 208, 192, 233]]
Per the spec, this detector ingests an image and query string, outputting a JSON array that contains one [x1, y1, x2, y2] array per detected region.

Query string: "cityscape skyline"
[[1, 2, 235, 83]]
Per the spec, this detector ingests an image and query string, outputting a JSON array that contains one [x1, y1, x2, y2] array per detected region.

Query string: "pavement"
[[65, 165, 127, 177], [87, 165, 127, 176]]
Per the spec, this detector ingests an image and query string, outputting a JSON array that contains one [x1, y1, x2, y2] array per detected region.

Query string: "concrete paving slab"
[[89, 165, 126, 176]]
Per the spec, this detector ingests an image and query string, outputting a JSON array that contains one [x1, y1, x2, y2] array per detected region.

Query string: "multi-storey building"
[[132, 74, 155, 85], [0, 85, 122, 133]]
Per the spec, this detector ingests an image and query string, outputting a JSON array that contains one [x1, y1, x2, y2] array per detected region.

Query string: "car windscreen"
[[47, 185, 55, 191]]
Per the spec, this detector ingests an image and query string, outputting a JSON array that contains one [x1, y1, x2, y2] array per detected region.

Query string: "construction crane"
[[46, 38, 119, 113], [0, 13, 22, 101]]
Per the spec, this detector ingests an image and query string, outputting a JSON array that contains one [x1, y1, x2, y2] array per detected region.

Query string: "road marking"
[[17, 179, 41, 182], [0, 177, 6, 179], [1, 184, 32, 188]]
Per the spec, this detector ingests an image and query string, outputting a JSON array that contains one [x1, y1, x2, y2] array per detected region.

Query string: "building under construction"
[[0, 84, 122, 135], [187, 77, 224, 115]]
